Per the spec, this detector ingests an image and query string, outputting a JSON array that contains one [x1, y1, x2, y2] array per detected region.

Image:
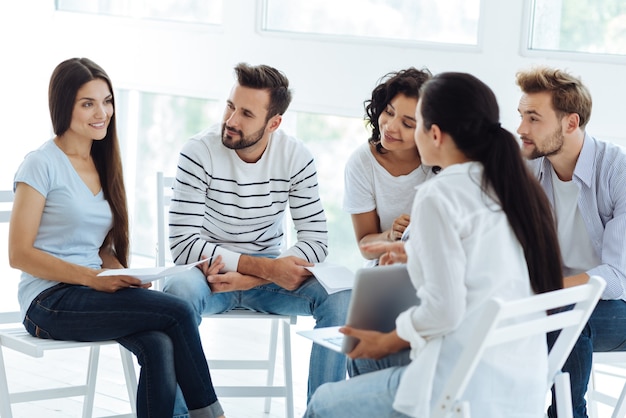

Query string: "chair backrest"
[[0, 190, 21, 326], [156, 171, 174, 268], [433, 276, 606, 417], [0, 190, 12, 223]]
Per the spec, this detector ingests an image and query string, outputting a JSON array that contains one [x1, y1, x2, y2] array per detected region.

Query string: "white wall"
[[1, 0, 625, 189]]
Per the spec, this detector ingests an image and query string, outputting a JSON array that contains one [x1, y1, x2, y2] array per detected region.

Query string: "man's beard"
[[221, 123, 266, 150], [524, 125, 565, 160]]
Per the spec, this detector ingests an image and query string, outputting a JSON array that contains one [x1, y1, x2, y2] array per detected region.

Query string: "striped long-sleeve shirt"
[[169, 124, 328, 272]]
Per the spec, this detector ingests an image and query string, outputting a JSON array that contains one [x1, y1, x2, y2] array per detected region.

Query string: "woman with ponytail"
[[304, 72, 563, 418]]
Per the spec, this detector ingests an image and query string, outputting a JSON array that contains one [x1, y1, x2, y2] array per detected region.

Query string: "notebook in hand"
[[97, 259, 209, 284], [297, 263, 419, 353]]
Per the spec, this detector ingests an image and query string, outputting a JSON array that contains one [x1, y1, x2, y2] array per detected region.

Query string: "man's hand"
[[342, 326, 409, 359], [263, 256, 314, 291], [197, 254, 269, 292], [239, 255, 314, 291], [197, 255, 225, 277], [208, 271, 269, 292]]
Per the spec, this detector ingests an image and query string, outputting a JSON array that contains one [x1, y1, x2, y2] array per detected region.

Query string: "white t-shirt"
[[343, 143, 434, 232], [394, 162, 546, 418], [551, 168, 601, 276]]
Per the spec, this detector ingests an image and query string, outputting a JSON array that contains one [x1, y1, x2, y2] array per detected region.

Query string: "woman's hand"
[[342, 326, 409, 359], [92, 272, 148, 292], [360, 241, 407, 265], [387, 214, 410, 241]]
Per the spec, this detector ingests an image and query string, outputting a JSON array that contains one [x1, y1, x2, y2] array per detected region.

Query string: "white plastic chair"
[[0, 190, 138, 418], [432, 276, 606, 418], [156, 172, 296, 418], [588, 352, 626, 418]]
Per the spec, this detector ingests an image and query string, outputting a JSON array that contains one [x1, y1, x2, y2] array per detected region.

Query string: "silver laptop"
[[297, 263, 419, 353]]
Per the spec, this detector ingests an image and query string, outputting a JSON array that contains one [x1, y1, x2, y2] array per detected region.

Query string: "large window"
[[529, 0, 626, 56], [56, 0, 223, 25], [263, 0, 481, 45], [116, 91, 221, 264]]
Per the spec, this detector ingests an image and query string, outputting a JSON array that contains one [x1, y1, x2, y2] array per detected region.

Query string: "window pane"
[[56, 0, 223, 25], [530, 0, 626, 55], [288, 112, 369, 272], [127, 92, 221, 259], [263, 0, 480, 45]]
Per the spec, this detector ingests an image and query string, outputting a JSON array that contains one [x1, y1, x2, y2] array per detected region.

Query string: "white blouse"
[[394, 162, 548, 418]]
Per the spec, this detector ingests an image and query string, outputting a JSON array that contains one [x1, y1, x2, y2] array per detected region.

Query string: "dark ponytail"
[[419, 73, 562, 294]]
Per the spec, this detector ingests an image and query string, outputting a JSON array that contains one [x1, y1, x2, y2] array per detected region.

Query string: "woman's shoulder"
[[416, 163, 483, 200], [346, 142, 377, 170], [14, 140, 65, 195], [18, 140, 60, 171]]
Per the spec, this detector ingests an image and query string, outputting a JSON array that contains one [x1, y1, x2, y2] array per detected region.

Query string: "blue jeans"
[[163, 267, 351, 417], [23, 283, 224, 418], [547, 299, 626, 418], [305, 350, 411, 417]]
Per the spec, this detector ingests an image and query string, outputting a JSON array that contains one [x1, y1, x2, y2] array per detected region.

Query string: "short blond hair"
[[516, 66, 592, 129]]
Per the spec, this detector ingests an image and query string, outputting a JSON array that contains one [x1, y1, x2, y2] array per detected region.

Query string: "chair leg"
[[588, 365, 599, 418], [0, 347, 14, 418], [612, 385, 626, 418], [264, 318, 280, 413], [282, 319, 294, 418], [81, 345, 101, 418], [554, 371, 574, 418], [119, 346, 138, 414]]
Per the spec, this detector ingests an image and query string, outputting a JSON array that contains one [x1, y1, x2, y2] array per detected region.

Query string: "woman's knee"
[[307, 382, 337, 416], [123, 331, 175, 369]]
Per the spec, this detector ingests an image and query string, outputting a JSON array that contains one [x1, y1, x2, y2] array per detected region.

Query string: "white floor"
[[1, 314, 317, 418]]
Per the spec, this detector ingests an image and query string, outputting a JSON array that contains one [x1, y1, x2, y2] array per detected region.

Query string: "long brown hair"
[[48, 58, 129, 267], [418, 72, 563, 294]]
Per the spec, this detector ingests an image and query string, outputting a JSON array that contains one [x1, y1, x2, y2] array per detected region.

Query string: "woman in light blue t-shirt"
[[9, 58, 225, 418]]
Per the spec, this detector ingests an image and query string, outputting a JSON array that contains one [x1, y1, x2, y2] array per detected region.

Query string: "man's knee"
[[163, 269, 206, 297], [325, 289, 352, 320], [163, 269, 209, 322]]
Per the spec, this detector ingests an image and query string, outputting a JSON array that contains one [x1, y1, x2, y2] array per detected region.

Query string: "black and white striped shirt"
[[169, 124, 328, 271]]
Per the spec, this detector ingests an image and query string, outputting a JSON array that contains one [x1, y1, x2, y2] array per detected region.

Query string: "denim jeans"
[[23, 283, 224, 418], [547, 299, 626, 418], [163, 267, 351, 417], [305, 349, 411, 417]]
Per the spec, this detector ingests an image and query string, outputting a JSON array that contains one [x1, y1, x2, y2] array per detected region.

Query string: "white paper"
[[305, 262, 354, 294], [97, 259, 209, 284]]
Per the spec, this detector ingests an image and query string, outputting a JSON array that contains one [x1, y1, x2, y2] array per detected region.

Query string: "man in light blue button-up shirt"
[[517, 66, 626, 418]]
